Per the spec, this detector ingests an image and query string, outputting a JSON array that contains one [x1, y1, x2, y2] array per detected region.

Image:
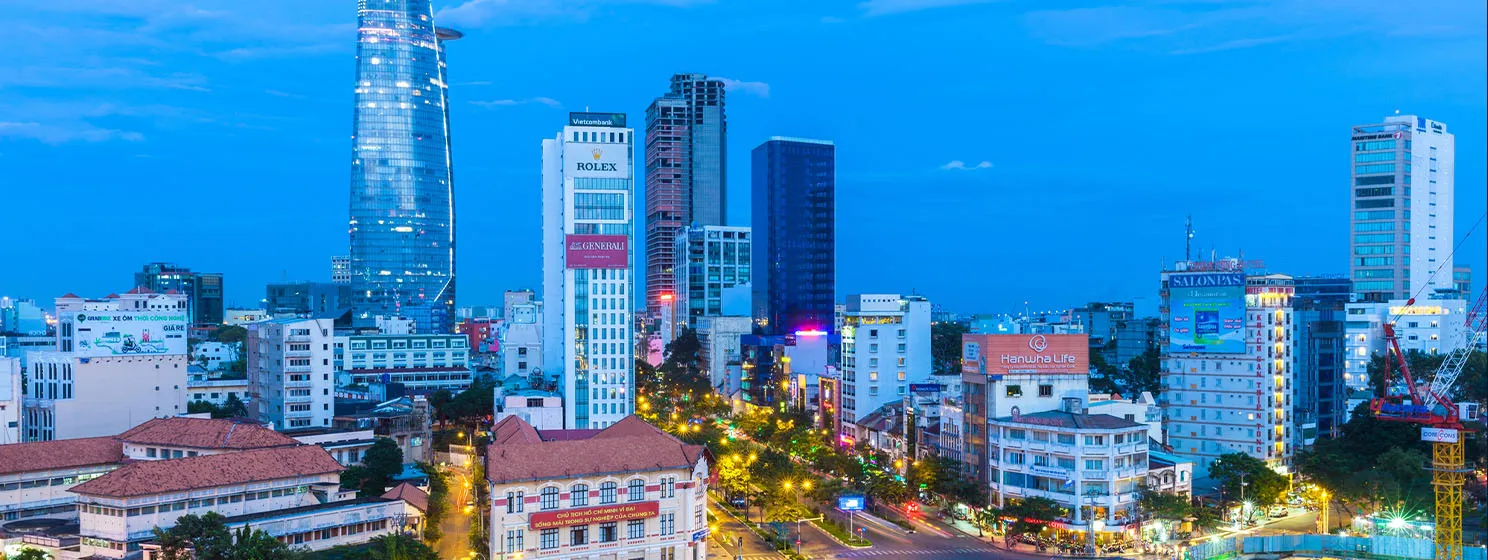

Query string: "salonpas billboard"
[[74, 311, 188, 357], [564, 142, 630, 180]]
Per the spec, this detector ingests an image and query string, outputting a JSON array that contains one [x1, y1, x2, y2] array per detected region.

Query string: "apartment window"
[[661, 477, 676, 498], [1006, 452, 1025, 465], [505, 529, 524, 553], [599, 522, 617, 542], [147, 448, 158, 458], [660, 512, 676, 535], [628, 519, 645, 539], [1058, 457, 1076, 469], [506, 491, 525, 513], [897, 371, 906, 381], [1007, 429, 1026, 440], [570, 526, 588, 546], [540, 487, 559, 510], [571, 484, 589, 507], [540, 529, 558, 549], [600, 482, 617, 504], [1085, 459, 1105, 470], [1038, 385, 1053, 397], [1006, 385, 1023, 398], [661, 549, 677, 560], [1058, 434, 1076, 445], [628, 479, 645, 501], [1084, 435, 1105, 445]]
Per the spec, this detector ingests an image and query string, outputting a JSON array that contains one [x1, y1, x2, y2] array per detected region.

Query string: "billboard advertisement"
[[962, 334, 1088, 377], [74, 311, 188, 357], [1168, 272, 1246, 354], [529, 501, 658, 530], [565, 234, 629, 269], [569, 112, 626, 128], [564, 142, 630, 179]]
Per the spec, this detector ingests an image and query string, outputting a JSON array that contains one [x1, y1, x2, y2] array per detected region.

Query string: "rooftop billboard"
[[1168, 272, 1247, 354], [962, 334, 1088, 377], [74, 311, 188, 357]]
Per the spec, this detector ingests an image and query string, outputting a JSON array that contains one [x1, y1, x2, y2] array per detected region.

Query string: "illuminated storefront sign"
[[528, 501, 660, 530]]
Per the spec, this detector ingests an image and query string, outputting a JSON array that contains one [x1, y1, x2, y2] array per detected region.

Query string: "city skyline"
[[2, 0, 1486, 316]]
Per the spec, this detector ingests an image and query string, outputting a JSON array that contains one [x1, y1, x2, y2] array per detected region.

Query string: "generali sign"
[[962, 333, 1088, 377], [565, 234, 628, 269], [529, 501, 660, 530]]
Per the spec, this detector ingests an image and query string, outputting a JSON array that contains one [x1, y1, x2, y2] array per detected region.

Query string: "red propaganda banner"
[[565, 234, 628, 269], [529, 501, 659, 530]]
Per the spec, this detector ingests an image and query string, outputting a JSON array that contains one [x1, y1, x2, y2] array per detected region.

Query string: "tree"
[[931, 321, 969, 376], [418, 463, 448, 544], [427, 389, 453, 423], [219, 393, 248, 418], [1209, 453, 1288, 508], [1089, 353, 1121, 394], [1138, 487, 1191, 522], [362, 438, 405, 495], [212, 326, 248, 344], [1122, 346, 1162, 396], [718, 458, 755, 499], [1367, 350, 1446, 399], [366, 533, 440, 560], [151, 512, 303, 560], [1003, 497, 1064, 538]]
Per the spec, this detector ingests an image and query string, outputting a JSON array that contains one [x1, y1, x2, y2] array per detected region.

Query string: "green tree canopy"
[[931, 321, 969, 376], [1209, 453, 1288, 508], [1003, 497, 1065, 537], [1138, 487, 1192, 522]]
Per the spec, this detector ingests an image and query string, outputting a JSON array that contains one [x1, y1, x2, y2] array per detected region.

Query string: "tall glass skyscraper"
[[751, 137, 835, 336], [644, 74, 727, 318], [1348, 115, 1454, 302], [348, 0, 460, 334]]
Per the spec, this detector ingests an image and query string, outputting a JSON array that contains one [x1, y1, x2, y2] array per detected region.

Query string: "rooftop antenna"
[[1185, 215, 1194, 261]]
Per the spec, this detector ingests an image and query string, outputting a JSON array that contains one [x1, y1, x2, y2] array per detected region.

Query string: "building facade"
[[133, 263, 224, 326], [335, 333, 472, 392], [248, 318, 335, 429], [485, 416, 710, 560], [694, 316, 751, 391], [2, 357, 19, 445], [987, 404, 1150, 531], [959, 333, 1091, 483], [23, 352, 189, 442], [500, 302, 543, 381], [1343, 297, 1469, 390], [1159, 268, 1295, 473], [347, 0, 461, 334], [675, 225, 752, 325], [332, 256, 351, 285], [644, 73, 727, 317], [1453, 266, 1472, 297], [751, 137, 835, 336], [266, 282, 353, 317], [840, 294, 932, 424], [542, 112, 636, 429], [1349, 115, 1455, 302], [1292, 276, 1352, 441]]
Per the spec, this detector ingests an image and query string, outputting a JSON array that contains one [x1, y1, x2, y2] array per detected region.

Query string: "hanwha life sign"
[[529, 501, 660, 530], [963, 333, 1088, 376]]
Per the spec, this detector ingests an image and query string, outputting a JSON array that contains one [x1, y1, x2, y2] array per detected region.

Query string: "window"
[[505, 529, 524, 553], [661, 476, 676, 498], [1084, 435, 1105, 445], [661, 548, 678, 560], [1006, 385, 1022, 398], [1005, 452, 1025, 464], [628, 479, 645, 501], [628, 519, 645, 539], [570, 526, 588, 546], [540, 529, 558, 549], [540, 487, 559, 510], [660, 512, 676, 535], [599, 522, 617, 542], [147, 448, 158, 458], [1057, 434, 1076, 445], [570, 484, 589, 507], [506, 491, 525, 513], [1007, 428, 1026, 440], [1038, 384, 1053, 397], [1085, 459, 1105, 470], [600, 482, 617, 504]]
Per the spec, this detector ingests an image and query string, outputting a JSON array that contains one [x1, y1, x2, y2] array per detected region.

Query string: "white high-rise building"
[[840, 294, 932, 424], [2, 357, 22, 444], [542, 112, 636, 429], [248, 318, 335, 429], [1343, 297, 1469, 390], [1159, 266, 1295, 473], [1349, 115, 1454, 302]]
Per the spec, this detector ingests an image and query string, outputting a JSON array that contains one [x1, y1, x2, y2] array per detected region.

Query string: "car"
[[729, 497, 747, 508], [1269, 506, 1288, 518]]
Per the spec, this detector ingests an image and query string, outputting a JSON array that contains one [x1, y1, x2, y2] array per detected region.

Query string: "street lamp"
[[794, 515, 824, 556]]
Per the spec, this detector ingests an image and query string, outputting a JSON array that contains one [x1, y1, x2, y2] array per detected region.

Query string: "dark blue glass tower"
[[1293, 276, 1353, 440], [751, 137, 835, 336], [348, 0, 460, 334]]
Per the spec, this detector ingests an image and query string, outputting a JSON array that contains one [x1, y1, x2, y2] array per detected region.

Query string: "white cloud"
[[471, 97, 562, 108], [941, 160, 993, 171], [859, 0, 1000, 17], [437, 0, 711, 28], [717, 78, 770, 98], [264, 89, 306, 99], [0, 121, 144, 144]]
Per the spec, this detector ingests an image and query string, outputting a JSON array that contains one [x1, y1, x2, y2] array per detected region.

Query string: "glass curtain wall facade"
[[1292, 276, 1352, 440], [751, 137, 835, 336], [133, 263, 223, 325], [348, 0, 460, 334], [1348, 115, 1454, 303], [643, 74, 726, 318]]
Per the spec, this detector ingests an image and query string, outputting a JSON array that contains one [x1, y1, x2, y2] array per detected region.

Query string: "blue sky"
[[2, 0, 1484, 316]]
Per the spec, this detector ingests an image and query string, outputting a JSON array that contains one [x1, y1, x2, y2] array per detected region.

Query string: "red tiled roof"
[[118, 417, 299, 450], [72, 445, 343, 498], [0, 437, 122, 476], [125, 286, 155, 295], [486, 416, 707, 484], [490, 415, 542, 445], [104, 293, 120, 299], [382, 482, 429, 513], [59, 292, 82, 299], [537, 429, 602, 442]]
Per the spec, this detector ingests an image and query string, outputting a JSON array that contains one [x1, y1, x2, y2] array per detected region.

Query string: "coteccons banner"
[[564, 142, 630, 180], [74, 311, 188, 357], [1168, 272, 1247, 354], [565, 234, 629, 269]]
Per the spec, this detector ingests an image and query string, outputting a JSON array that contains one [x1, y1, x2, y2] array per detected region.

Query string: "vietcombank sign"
[[73, 311, 188, 357]]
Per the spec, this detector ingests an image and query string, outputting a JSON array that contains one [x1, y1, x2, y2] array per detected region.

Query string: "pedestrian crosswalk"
[[832, 546, 1000, 558]]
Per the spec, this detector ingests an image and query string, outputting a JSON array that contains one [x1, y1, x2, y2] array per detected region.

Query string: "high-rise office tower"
[[348, 0, 461, 334], [752, 137, 835, 335], [331, 256, 351, 284], [644, 74, 727, 318], [542, 112, 636, 429], [1292, 276, 1352, 442], [1349, 115, 1454, 302], [134, 262, 224, 325], [675, 225, 752, 325]]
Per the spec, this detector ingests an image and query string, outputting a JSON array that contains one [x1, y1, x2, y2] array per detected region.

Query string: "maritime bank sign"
[[565, 143, 630, 180]]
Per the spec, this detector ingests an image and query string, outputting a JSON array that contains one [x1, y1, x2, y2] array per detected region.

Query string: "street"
[[438, 466, 476, 559]]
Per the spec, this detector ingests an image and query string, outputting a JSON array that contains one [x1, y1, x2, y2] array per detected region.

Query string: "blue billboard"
[[1168, 273, 1246, 353], [838, 494, 865, 511]]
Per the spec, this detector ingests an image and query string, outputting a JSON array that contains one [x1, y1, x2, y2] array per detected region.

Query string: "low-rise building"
[[485, 415, 711, 560], [1146, 449, 1194, 497], [987, 401, 1150, 532], [2, 357, 20, 445], [332, 396, 434, 464], [286, 428, 378, 467], [186, 377, 250, 408], [1086, 392, 1162, 443], [336, 333, 472, 393], [494, 389, 564, 431], [191, 341, 241, 372], [23, 352, 189, 441], [499, 303, 542, 381]]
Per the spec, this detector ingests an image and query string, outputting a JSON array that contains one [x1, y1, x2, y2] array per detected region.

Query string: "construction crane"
[[1370, 288, 1485, 560]]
